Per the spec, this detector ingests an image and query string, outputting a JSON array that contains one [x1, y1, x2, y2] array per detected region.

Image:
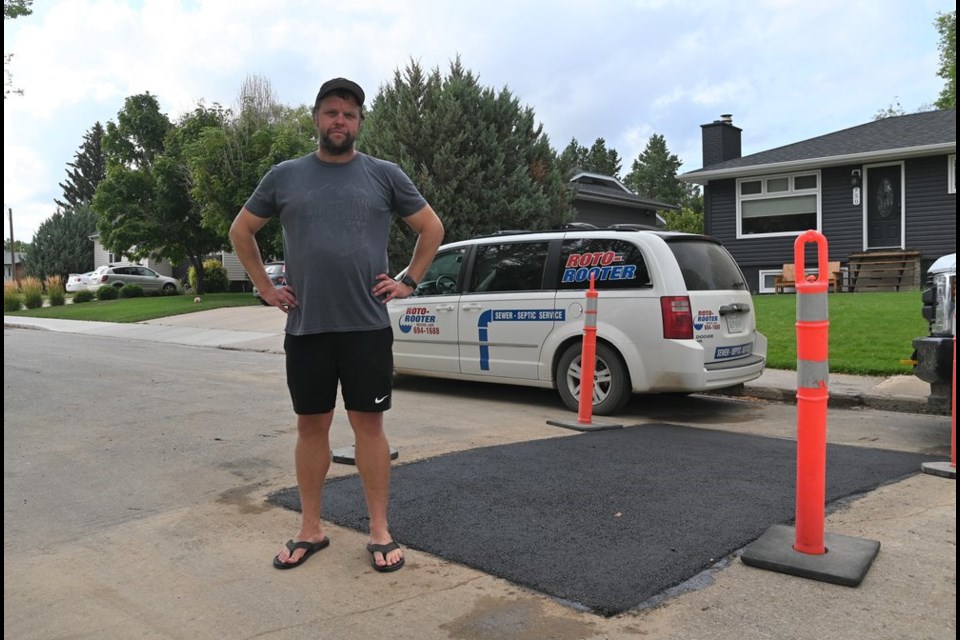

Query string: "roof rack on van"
[[607, 223, 663, 231], [481, 223, 668, 239]]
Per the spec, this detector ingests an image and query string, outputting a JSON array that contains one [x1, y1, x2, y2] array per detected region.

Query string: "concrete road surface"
[[3, 322, 955, 640]]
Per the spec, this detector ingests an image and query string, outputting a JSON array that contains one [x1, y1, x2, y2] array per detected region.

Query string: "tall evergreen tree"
[[360, 57, 573, 271], [557, 138, 589, 179], [55, 121, 107, 210], [585, 138, 622, 179], [624, 134, 703, 231], [624, 134, 702, 207], [556, 137, 622, 180], [23, 204, 97, 280]]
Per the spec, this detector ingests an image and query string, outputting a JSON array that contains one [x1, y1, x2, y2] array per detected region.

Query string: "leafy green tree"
[[4, 0, 32, 99], [875, 10, 954, 116], [102, 93, 170, 168], [556, 137, 622, 180], [187, 74, 315, 261], [56, 122, 107, 210], [873, 99, 908, 120], [23, 204, 97, 280], [3, 0, 31, 19], [360, 57, 573, 271], [935, 10, 956, 109], [660, 207, 704, 234], [3, 239, 29, 255], [93, 94, 232, 294]]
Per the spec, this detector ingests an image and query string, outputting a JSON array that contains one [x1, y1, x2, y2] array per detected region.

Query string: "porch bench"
[[775, 262, 842, 293]]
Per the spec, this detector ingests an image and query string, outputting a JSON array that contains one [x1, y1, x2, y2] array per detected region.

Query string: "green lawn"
[[7, 289, 929, 377], [6, 292, 260, 323], [754, 291, 928, 376]]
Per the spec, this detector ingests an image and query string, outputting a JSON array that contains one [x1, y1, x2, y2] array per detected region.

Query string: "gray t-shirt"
[[244, 151, 427, 335]]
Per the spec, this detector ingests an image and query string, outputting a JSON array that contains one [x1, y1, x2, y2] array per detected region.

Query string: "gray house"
[[680, 110, 956, 293], [4, 252, 25, 282], [569, 171, 676, 228]]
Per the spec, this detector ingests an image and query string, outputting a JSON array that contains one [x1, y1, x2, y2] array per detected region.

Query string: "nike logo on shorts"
[[375, 395, 390, 404]]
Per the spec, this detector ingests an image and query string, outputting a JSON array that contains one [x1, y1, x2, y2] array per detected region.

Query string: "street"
[[3, 326, 955, 640]]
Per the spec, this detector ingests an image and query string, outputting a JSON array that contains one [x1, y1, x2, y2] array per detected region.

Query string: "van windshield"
[[667, 239, 747, 291]]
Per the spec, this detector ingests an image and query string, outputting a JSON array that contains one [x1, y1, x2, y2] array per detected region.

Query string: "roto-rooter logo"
[[562, 252, 637, 283], [398, 306, 439, 335]]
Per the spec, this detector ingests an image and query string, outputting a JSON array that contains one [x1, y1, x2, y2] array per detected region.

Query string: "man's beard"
[[319, 129, 356, 156]]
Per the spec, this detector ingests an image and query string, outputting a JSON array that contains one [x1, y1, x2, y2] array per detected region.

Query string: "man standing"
[[230, 77, 444, 573]]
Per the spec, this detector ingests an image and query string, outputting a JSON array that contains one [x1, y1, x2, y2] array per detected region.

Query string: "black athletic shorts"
[[284, 327, 394, 414]]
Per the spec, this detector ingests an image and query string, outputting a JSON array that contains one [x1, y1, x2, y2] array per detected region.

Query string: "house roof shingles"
[[682, 109, 956, 182]]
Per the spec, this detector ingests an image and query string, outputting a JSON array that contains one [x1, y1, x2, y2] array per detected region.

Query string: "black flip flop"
[[367, 541, 405, 573], [273, 537, 330, 570]]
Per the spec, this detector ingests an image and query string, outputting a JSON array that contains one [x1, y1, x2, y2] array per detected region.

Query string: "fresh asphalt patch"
[[267, 424, 944, 616]]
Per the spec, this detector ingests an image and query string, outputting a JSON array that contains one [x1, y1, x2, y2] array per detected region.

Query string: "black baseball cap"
[[314, 77, 365, 107]]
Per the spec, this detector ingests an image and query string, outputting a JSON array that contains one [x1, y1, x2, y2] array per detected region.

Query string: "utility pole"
[[8, 207, 18, 288]]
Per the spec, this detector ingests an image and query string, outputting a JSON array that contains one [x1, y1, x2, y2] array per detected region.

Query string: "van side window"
[[667, 240, 748, 291], [470, 241, 550, 293], [411, 248, 465, 297], [556, 239, 652, 290]]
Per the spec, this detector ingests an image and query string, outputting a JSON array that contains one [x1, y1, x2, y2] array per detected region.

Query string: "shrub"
[[46, 274, 66, 306], [189, 259, 229, 293], [96, 284, 120, 300], [72, 289, 95, 303], [21, 276, 44, 309], [119, 284, 145, 298], [3, 281, 21, 312]]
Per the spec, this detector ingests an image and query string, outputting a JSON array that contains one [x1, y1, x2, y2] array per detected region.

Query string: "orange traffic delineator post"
[[921, 318, 956, 479], [741, 230, 880, 586], [547, 273, 622, 432]]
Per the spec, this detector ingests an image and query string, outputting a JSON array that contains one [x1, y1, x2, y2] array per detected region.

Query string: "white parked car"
[[87, 264, 183, 293], [66, 271, 95, 293], [388, 225, 767, 415]]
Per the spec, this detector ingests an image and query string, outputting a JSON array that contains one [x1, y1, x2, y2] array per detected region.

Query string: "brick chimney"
[[700, 114, 742, 167]]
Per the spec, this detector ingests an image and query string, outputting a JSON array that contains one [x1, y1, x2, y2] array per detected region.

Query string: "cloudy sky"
[[4, 0, 953, 242]]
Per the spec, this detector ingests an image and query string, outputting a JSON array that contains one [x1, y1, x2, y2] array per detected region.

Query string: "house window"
[[758, 269, 780, 294], [737, 172, 820, 237], [949, 154, 956, 194]]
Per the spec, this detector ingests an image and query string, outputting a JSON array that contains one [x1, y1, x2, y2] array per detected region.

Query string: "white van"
[[388, 226, 767, 415]]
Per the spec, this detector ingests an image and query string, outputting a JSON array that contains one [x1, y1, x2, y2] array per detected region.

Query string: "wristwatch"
[[397, 274, 418, 289]]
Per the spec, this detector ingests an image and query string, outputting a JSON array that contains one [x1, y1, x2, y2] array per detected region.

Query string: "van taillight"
[[661, 296, 693, 339]]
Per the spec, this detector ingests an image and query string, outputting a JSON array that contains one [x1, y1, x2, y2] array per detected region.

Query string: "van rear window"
[[556, 239, 652, 290], [667, 239, 747, 291]]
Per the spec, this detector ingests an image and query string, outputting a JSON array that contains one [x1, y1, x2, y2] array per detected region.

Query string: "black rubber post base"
[[740, 523, 880, 587], [546, 418, 623, 432], [332, 446, 399, 465]]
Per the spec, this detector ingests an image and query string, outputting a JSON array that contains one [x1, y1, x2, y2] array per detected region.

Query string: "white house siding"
[[219, 251, 249, 284], [91, 237, 173, 276]]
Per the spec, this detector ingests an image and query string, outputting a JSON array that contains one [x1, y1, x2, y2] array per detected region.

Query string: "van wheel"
[[556, 342, 630, 416]]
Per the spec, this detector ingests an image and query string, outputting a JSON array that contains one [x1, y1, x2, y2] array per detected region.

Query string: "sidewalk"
[[3, 306, 943, 415]]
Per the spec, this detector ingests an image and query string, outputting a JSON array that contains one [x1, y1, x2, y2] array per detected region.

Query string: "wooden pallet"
[[846, 251, 921, 292]]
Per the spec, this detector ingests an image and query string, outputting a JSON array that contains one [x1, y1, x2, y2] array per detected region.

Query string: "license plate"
[[726, 313, 744, 333]]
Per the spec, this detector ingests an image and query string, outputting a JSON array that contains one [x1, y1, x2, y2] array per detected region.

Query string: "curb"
[[709, 385, 945, 416]]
